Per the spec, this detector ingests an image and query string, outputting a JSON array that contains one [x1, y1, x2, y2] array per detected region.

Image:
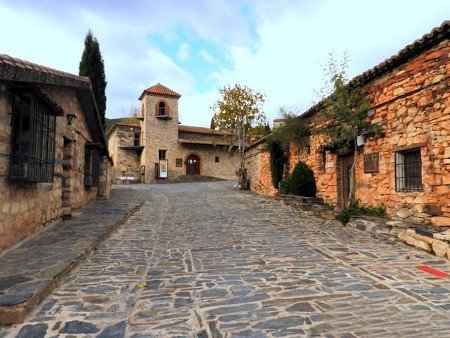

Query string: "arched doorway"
[[186, 154, 200, 175]]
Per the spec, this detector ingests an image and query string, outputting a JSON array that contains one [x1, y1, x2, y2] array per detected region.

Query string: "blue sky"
[[0, 0, 449, 127]]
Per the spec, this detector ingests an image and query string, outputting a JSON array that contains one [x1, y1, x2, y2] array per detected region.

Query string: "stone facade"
[[246, 21, 450, 225], [245, 141, 278, 196], [108, 83, 239, 183], [107, 120, 143, 183], [0, 54, 111, 252]]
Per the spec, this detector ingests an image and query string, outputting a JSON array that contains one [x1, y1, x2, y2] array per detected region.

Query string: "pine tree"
[[79, 30, 107, 130]]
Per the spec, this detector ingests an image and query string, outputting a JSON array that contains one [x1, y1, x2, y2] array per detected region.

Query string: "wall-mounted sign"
[[159, 160, 168, 178], [325, 162, 334, 168]]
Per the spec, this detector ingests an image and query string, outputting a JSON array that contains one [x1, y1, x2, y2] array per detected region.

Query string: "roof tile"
[[301, 20, 450, 118], [0, 53, 91, 88], [139, 83, 181, 99], [178, 125, 232, 136]]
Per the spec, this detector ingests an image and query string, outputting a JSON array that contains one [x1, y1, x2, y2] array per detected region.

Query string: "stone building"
[[0, 54, 112, 252], [107, 118, 143, 183], [246, 21, 450, 225], [108, 83, 239, 183]]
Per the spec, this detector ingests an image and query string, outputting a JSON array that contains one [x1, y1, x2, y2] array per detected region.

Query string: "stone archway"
[[186, 154, 200, 176]]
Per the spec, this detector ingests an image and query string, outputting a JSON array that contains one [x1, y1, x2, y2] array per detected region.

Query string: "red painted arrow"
[[417, 265, 449, 278]]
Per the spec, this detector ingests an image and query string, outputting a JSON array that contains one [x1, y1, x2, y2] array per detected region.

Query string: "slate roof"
[[0, 53, 108, 155], [106, 118, 141, 137], [0, 54, 90, 88], [301, 20, 450, 118], [351, 20, 449, 87], [139, 83, 181, 100], [178, 125, 232, 136]]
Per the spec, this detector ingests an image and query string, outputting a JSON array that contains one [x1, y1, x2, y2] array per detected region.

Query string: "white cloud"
[[0, 4, 82, 73], [204, 0, 450, 125], [179, 90, 218, 126], [1, 0, 449, 128], [177, 43, 190, 61], [199, 50, 215, 64]]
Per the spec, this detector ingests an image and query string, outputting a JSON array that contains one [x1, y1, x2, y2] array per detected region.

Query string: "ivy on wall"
[[266, 139, 286, 189]]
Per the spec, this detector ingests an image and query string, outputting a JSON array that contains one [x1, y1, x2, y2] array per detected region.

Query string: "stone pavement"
[[0, 190, 144, 325], [1, 181, 450, 337]]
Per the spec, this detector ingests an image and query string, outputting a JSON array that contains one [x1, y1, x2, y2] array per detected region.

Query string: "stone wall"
[[173, 144, 239, 180], [139, 90, 239, 182], [98, 156, 113, 199], [141, 93, 179, 183], [0, 84, 103, 251], [245, 142, 278, 196], [353, 38, 450, 224], [108, 125, 142, 182], [245, 38, 450, 225]]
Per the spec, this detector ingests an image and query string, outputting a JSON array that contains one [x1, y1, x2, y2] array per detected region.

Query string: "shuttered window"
[[364, 153, 379, 173]]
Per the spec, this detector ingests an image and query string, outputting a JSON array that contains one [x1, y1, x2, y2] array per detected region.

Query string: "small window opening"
[[395, 148, 422, 192], [159, 149, 166, 160], [158, 102, 166, 116]]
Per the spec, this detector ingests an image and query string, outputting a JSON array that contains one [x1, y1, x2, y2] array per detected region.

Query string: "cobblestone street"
[[1, 181, 450, 337]]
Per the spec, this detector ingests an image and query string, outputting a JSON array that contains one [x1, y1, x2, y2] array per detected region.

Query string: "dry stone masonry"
[[245, 21, 450, 258]]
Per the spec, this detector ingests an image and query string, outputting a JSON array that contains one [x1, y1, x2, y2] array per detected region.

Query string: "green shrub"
[[336, 202, 386, 224], [266, 139, 286, 189], [280, 161, 317, 197]]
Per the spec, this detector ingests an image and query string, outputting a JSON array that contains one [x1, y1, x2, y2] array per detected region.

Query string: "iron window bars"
[[395, 148, 423, 192], [84, 145, 101, 188], [9, 93, 56, 182]]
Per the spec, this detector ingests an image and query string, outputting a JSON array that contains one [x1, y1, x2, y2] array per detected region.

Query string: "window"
[[84, 145, 101, 188], [176, 158, 183, 167], [395, 148, 422, 192], [158, 101, 166, 116], [318, 149, 326, 171], [134, 133, 140, 146], [9, 93, 56, 182], [364, 153, 379, 173], [159, 149, 166, 160], [215, 156, 220, 163]]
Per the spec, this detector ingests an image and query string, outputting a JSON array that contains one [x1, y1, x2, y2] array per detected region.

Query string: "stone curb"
[[0, 202, 144, 326]]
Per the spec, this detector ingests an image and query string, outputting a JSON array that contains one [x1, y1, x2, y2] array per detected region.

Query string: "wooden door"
[[338, 154, 354, 208], [186, 154, 200, 175]]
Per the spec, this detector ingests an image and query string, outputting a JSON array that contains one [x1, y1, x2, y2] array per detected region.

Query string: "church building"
[[107, 83, 239, 183]]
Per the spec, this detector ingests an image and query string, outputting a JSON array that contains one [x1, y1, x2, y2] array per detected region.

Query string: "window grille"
[[9, 93, 56, 182], [364, 153, 379, 173], [395, 148, 422, 192], [176, 158, 183, 167], [159, 149, 166, 160], [84, 145, 100, 188]]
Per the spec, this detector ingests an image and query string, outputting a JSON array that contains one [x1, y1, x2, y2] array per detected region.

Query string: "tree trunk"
[[347, 140, 358, 207], [238, 124, 249, 190]]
